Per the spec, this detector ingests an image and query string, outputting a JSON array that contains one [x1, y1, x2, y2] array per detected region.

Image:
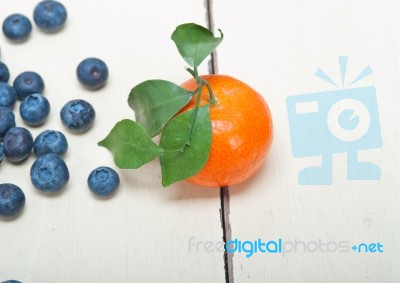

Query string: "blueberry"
[[77, 58, 109, 90], [33, 0, 67, 32], [1, 281, 22, 283], [60, 99, 95, 133], [87, 166, 120, 196], [34, 130, 68, 156], [3, 127, 33, 162], [2, 14, 32, 42], [0, 143, 4, 164], [13, 71, 45, 100], [0, 83, 17, 108], [0, 61, 10, 82], [0, 183, 25, 217], [0, 106, 15, 140], [30, 153, 69, 192], [19, 93, 50, 126]]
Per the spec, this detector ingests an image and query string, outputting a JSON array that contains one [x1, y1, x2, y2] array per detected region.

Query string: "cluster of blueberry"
[[2, 0, 67, 40], [0, 1, 120, 220]]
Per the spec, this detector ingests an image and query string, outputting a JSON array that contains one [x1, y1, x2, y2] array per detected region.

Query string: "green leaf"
[[128, 80, 193, 137], [99, 119, 164, 169], [171, 23, 223, 67], [160, 105, 212, 187]]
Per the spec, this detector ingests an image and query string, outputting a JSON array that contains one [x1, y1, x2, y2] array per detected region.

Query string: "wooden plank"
[[213, 0, 400, 282], [0, 1, 225, 282]]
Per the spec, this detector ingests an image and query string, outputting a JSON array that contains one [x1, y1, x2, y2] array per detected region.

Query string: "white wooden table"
[[1, 0, 399, 282]]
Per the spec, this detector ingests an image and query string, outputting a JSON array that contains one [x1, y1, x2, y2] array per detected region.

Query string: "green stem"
[[188, 86, 201, 97], [185, 67, 196, 79], [181, 81, 203, 151], [180, 66, 216, 152], [202, 79, 217, 105]]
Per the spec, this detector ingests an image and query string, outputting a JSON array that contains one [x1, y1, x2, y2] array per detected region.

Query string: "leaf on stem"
[[128, 80, 193, 137], [160, 105, 212, 187], [171, 23, 223, 67], [98, 119, 164, 169]]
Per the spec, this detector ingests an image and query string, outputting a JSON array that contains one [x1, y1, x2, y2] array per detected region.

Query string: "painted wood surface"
[[0, 1, 224, 282], [1, 0, 400, 282], [213, 0, 400, 282]]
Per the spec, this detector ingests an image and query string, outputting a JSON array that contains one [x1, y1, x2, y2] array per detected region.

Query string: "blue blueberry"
[[13, 71, 45, 100], [60, 99, 95, 133], [0, 106, 15, 140], [33, 0, 67, 32], [0, 183, 25, 217], [3, 127, 33, 162], [87, 166, 120, 196], [30, 153, 69, 192], [0, 83, 17, 108], [77, 58, 109, 90], [34, 130, 68, 156], [19, 93, 50, 126], [2, 14, 32, 42], [0, 61, 10, 82], [1, 281, 22, 283]]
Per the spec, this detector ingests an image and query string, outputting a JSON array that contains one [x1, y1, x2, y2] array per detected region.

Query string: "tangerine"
[[180, 75, 273, 187]]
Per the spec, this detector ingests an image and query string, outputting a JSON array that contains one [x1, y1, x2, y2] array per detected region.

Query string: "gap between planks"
[[205, 0, 234, 282]]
